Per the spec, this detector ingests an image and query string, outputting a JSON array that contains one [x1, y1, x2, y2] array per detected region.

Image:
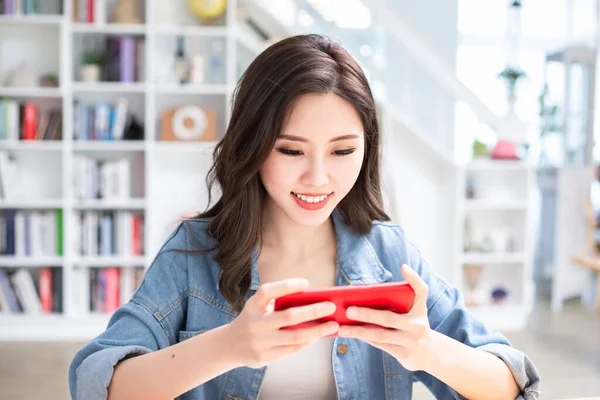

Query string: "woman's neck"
[[261, 200, 336, 260]]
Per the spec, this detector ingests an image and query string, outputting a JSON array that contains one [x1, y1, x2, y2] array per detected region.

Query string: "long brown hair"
[[195, 34, 389, 311]]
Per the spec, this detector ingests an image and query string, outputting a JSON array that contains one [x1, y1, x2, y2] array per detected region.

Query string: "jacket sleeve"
[[69, 223, 189, 400], [408, 247, 541, 399]]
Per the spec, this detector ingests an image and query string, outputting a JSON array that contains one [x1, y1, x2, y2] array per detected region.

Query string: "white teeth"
[[293, 192, 329, 203]]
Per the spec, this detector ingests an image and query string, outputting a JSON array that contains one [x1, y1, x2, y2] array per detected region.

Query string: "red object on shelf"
[[39, 267, 53, 313], [491, 140, 519, 159], [22, 102, 38, 141], [103, 268, 120, 313], [87, 0, 94, 23]]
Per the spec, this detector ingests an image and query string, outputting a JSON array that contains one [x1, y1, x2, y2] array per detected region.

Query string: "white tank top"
[[258, 337, 338, 399]]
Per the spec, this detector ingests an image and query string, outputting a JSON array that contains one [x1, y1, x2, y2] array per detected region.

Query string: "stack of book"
[[73, 98, 143, 141], [0, 100, 62, 141], [101, 36, 145, 83], [73, 155, 131, 201], [0, 267, 62, 314], [88, 266, 145, 313], [1, 0, 43, 14], [0, 209, 63, 257], [72, 211, 143, 257]]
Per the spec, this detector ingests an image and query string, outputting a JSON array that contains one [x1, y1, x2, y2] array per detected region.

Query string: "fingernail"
[[346, 307, 357, 318], [323, 303, 336, 313]]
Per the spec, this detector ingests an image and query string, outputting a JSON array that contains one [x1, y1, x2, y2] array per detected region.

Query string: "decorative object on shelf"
[[491, 287, 509, 304], [189, 55, 205, 84], [124, 115, 144, 141], [174, 36, 189, 84], [490, 228, 511, 253], [111, 0, 142, 24], [3, 62, 37, 87], [206, 40, 225, 84], [160, 105, 217, 142], [479, 235, 496, 253], [39, 73, 59, 87], [188, 0, 227, 24], [472, 139, 489, 158], [505, 234, 518, 252], [464, 264, 485, 307], [80, 51, 103, 82]]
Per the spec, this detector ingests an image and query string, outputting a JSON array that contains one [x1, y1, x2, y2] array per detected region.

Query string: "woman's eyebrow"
[[278, 134, 360, 142]]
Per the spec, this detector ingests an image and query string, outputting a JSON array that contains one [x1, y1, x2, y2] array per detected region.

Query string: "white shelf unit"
[[0, 0, 265, 341], [0, 87, 64, 98], [454, 159, 537, 331]]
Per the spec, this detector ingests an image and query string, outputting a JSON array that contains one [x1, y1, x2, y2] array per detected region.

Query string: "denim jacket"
[[69, 210, 540, 400]]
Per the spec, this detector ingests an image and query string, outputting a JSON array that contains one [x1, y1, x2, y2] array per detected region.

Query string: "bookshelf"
[[454, 159, 536, 331], [0, 0, 267, 340]]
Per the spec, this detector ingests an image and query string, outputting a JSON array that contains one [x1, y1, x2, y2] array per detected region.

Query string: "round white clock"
[[171, 105, 208, 140]]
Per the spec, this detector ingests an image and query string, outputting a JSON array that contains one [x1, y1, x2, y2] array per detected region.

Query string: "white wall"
[[381, 110, 458, 283], [383, 0, 459, 153], [388, 0, 459, 66]]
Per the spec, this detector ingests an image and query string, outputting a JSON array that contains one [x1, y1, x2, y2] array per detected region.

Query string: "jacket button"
[[337, 343, 349, 355]]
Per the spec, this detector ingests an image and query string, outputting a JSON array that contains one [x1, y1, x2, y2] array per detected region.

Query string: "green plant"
[[498, 66, 527, 82], [472, 139, 489, 157], [538, 84, 562, 135], [82, 50, 103, 65], [498, 66, 527, 94], [39, 73, 59, 87]]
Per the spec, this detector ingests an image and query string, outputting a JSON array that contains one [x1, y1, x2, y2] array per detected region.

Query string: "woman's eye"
[[334, 148, 355, 156], [277, 148, 303, 156]]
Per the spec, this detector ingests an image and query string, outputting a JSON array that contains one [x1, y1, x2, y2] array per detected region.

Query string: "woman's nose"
[[301, 156, 329, 187]]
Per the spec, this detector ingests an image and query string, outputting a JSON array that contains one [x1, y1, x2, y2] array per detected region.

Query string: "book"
[[0, 268, 20, 312], [119, 36, 136, 83], [39, 267, 52, 313], [11, 269, 43, 314]]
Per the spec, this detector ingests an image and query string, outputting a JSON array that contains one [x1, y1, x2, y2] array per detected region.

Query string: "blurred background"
[[0, 0, 599, 399]]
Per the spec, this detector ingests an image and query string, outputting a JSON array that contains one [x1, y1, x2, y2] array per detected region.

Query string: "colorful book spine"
[[3, 0, 13, 14], [119, 36, 136, 83], [56, 209, 63, 256], [86, 0, 94, 23], [39, 267, 53, 313], [21, 102, 38, 141]]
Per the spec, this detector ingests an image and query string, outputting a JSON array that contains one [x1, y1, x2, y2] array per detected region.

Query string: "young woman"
[[69, 34, 540, 400]]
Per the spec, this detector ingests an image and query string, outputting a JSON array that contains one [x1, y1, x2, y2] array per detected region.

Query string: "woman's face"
[[260, 92, 365, 227]]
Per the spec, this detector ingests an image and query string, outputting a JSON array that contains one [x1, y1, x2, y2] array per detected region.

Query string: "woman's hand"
[[338, 264, 435, 372], [224, 278, 339, 369]]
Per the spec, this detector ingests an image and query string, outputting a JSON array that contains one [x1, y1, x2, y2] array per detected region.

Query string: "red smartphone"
[[273, 281, 415, 334]]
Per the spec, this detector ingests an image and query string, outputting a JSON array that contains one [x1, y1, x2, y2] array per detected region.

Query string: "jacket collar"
[[247, 209, 392, 291]]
